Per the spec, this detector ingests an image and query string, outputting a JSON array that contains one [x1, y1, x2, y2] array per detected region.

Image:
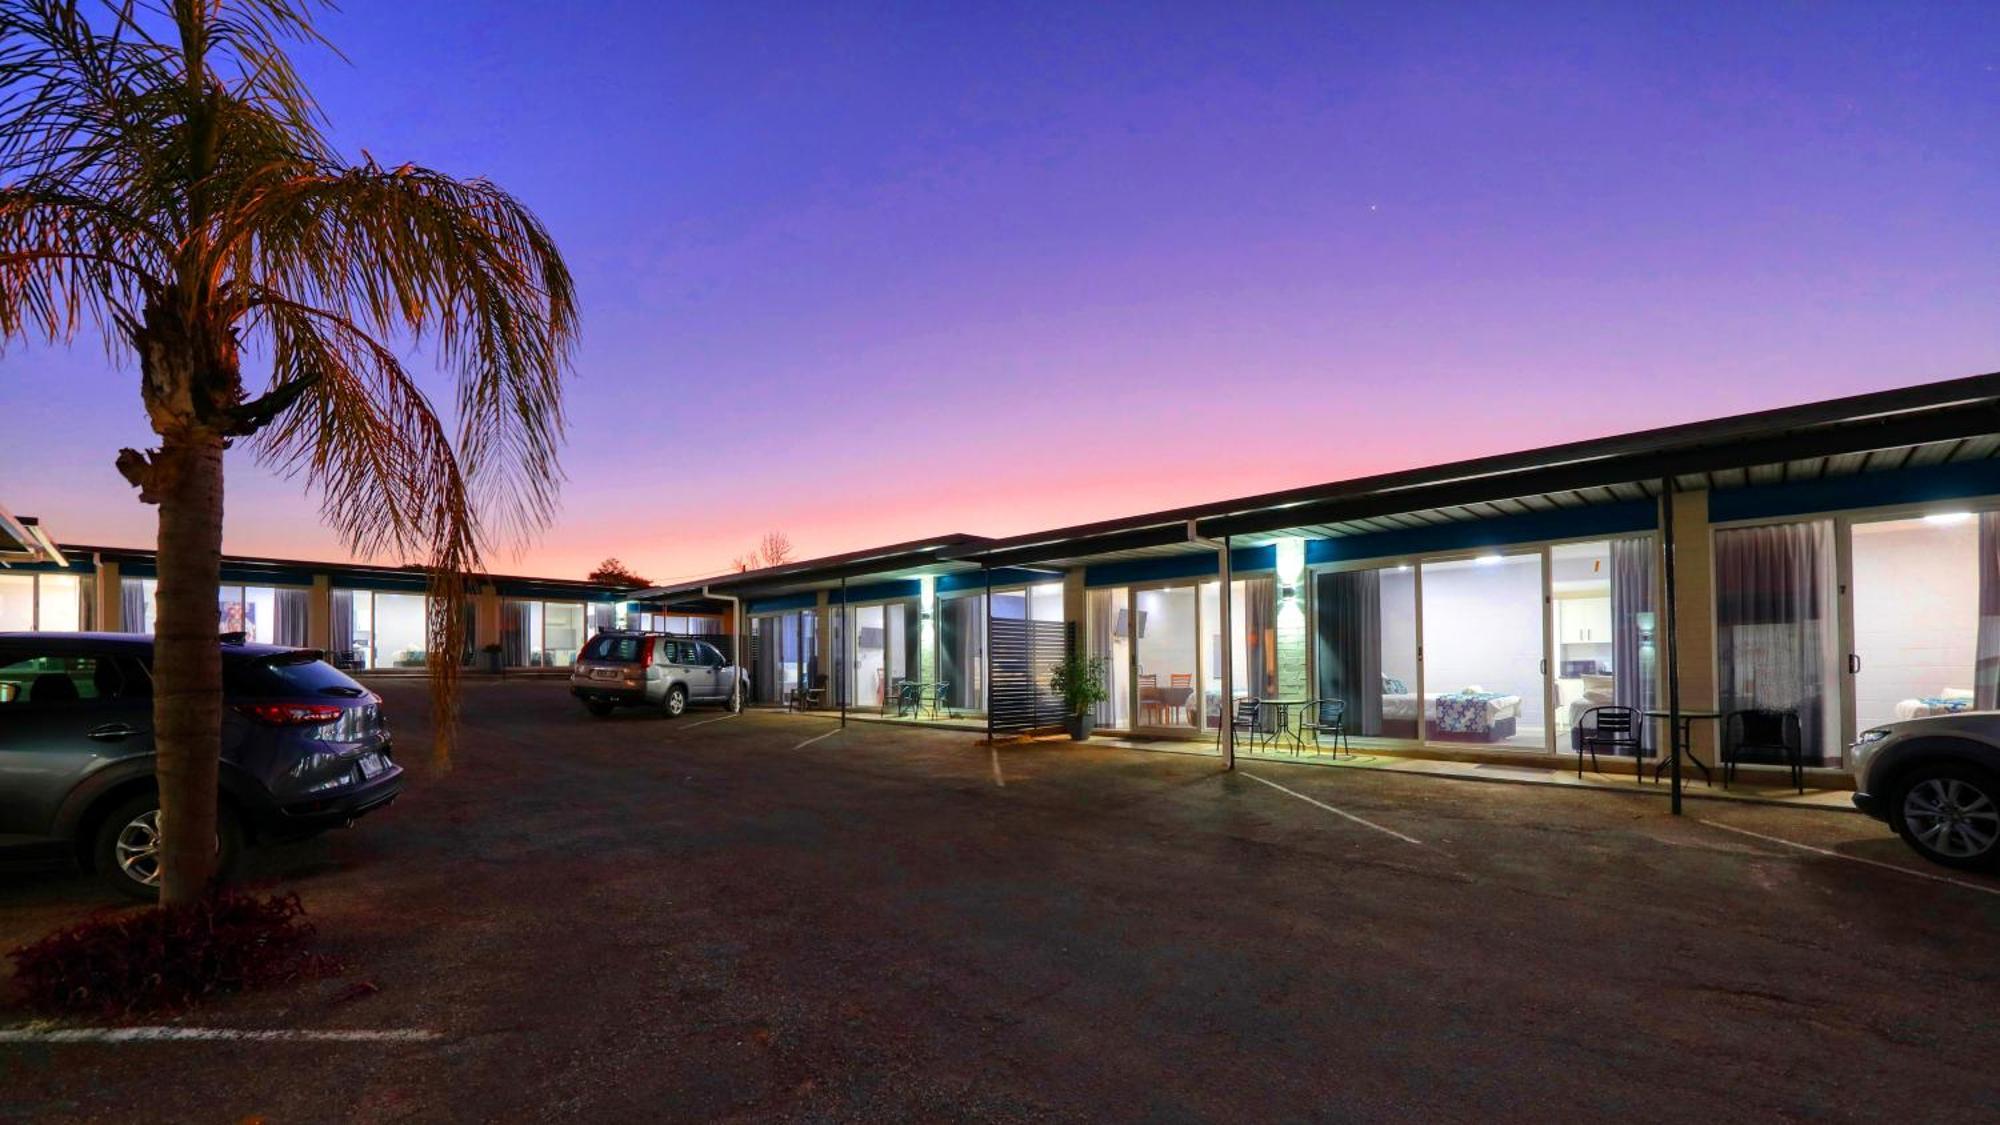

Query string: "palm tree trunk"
[[152, 430, 226, 904]]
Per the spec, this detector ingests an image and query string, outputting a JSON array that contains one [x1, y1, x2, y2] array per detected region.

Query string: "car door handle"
[[87, 723, 144, 741]]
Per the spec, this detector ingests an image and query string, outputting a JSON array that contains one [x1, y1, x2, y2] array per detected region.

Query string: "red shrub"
[[7, 892, 340, 1017]]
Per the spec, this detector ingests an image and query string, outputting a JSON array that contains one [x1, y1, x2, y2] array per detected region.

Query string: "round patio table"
[[1644, 709, 1719, 786]]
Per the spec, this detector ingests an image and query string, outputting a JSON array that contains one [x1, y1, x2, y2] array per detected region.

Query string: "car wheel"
[[92, 793, 243, 900], [661, 684, 687, 718], [1892, 763, 2000, 870], [586, 699, 615, 718], [727, 681, 744, 714]]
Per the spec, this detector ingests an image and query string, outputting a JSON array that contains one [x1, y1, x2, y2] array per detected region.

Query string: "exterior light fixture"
[[1475, 553, 1504, 566], [1924, 511, 1974, 526]]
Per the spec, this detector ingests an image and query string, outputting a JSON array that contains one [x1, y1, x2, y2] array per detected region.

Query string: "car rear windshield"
[[582, 635, 646, 663], [226, 651, 369, 698]]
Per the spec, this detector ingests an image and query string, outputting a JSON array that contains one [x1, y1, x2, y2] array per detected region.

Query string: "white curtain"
[[1715, 521, 1836, 765], [1976, 513, 2000, 710]]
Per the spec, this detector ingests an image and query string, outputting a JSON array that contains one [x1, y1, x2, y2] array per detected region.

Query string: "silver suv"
[[569, 631, 746, 719], [1851, 711, 2000, 870]]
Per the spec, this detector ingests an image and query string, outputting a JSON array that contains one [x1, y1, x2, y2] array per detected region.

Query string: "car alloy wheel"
[[664, 686, 687, 717], [1902, 776, 2000, 860], [114, 808, 163, 887]]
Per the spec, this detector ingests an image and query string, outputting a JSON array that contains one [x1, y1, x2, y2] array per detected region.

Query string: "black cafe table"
[[1259, 699, 1315, 753], [1644, 709, 1718, 786]]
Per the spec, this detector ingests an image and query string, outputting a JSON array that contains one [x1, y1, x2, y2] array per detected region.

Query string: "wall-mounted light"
[[1635, 611, 1656, 644], [1280, 583, 1300, 601]]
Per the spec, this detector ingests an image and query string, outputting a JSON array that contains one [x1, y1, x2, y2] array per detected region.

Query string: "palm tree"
[[0, 1, 578, 904]]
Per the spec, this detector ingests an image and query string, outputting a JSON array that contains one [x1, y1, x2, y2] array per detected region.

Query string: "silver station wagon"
[[569, 631, 746, 719]]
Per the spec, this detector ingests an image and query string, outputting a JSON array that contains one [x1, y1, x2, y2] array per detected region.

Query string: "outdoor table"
[[1644, 709, 1719, 787], [1258, 699, 1315, 752]]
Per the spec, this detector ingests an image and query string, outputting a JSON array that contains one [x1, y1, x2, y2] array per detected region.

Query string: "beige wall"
[[1663, 487, 1719, 766]]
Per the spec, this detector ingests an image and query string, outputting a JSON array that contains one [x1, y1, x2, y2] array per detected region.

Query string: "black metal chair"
[[1724, 709, 1804, 793], [1224, 697, 1272, 753], [929, 681, 954, 719], [1299, 698, 1351, 758], [891, 679, 922, 717], [788, 673, 829, 712], [1577, 705, 1643, 780]]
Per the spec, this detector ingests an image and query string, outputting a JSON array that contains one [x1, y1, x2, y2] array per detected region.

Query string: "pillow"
[[1943, 688, 1975, 701], [1582, 689, 1615, 705], [1580, 674, 1616, 694]]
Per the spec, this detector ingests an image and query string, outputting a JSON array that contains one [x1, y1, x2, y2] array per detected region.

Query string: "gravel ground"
[[2, 678, 1997, 1123]]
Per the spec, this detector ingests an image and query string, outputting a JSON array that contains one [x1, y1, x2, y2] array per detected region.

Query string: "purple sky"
[[4, 1, 1996, 583]]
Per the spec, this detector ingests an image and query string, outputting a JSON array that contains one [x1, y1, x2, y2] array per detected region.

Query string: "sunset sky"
[[3, 2, 1997, 584]]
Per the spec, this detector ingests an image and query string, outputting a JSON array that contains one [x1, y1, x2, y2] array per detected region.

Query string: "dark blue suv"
[[0, 632, 404, 898]]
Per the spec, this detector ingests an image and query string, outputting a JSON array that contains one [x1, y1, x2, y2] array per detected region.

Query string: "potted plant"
[[1049, 653, 1108, 741], [481, 642, 504, 673]]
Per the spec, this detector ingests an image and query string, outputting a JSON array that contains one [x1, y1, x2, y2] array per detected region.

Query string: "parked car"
[[570, 631, 746, 718], [0, 632, 404, 898], [1851, 711, 2000, 870]]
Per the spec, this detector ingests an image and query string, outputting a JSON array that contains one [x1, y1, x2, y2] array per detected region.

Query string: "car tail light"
[[237, 702, 345, 726]]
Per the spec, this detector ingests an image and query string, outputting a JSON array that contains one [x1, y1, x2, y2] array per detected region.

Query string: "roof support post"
[[1661, 477, 1683, 815], [840, 576, 848, 729], [1188, 521, 1234, 770], [984, 564, 994, 748]]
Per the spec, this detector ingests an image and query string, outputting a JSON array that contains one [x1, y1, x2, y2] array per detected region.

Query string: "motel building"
[[618, 372, 2000, 790], [0, 514, 720, 672], [5, 372, 2000, 793]]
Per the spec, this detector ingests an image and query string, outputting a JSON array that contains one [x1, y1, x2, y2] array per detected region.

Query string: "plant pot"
[[1063, 713, 1095, 741]]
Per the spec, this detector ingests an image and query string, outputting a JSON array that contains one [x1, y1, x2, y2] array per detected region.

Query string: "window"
[[1314, 565, 1419, 739], [0, 650, 146, 706], [1, 571, 91, 632], [1714, 521, 1841, 766], [1420, 552, 1547, 750]]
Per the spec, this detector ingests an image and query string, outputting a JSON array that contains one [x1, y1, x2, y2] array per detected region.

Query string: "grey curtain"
[[120, 579, 147, 634], [501, 600, 531, 667], [1088, 588, 1116, 725], [1314, 569, 1383, 735], [1716, 521, 1833, 765], [275, 588, 310, 647], [1610, 537, 1657, 719], [1977, 513, 2000, 710], [1241, 577, 1277, 699], [330, 590, 355, 662]]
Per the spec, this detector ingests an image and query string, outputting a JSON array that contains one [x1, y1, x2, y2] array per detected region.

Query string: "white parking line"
[[0, 1026, 442, 1044], [678, 713, 739, 731], [1699, 819, 2000, 897], [1242, 772, 1424, 847], [794, 728, 842, 750], [990, 745, 1006, 788]]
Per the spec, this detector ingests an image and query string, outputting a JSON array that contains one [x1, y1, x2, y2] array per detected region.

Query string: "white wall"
[[1852, 517, 1979, 728], [1420, 557, 1546, 727]]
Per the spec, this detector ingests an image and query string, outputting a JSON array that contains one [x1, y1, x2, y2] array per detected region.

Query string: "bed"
[[1382, 688, 1525, 743], [1895, 688, 1976, 721]]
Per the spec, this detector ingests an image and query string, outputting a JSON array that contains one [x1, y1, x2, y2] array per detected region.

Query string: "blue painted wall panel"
[[1708, 459, 2000, 524]]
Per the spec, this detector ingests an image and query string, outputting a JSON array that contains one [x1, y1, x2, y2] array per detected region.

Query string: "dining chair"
[[1139, 673, 1160, 725]]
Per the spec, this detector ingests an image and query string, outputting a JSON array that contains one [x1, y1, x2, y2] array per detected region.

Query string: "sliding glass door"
[[1314, 564, 1419, 739], [1848, 511, 1996, 741], [843, 601, 918, 712], [1419, 552, 1549, 750], [1133, 584, 1200, 735], [1714, 521, 1842, 766]]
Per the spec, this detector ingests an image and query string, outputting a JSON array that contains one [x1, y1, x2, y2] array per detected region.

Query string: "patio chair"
[[787, 673, 829, 712], [1724, 709, 1804, 793], [929, 681, 955, 719], [1577, 705, 1643, 781], [1299, 698, 1351, 757], [892, 678, 922, 718], [1221, 697, 1272, 754]]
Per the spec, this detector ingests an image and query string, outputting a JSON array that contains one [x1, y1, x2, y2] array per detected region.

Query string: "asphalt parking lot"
[[4, 679, 1999, 1123]]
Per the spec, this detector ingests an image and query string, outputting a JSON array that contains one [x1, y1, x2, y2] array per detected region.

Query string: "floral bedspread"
[[1435, 691, 1509, 734], [1917, 697, 1972, 713]]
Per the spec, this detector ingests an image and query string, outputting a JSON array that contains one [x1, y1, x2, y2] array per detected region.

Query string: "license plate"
[[590, 668, 620, 680], [355, 752, 386, 780]]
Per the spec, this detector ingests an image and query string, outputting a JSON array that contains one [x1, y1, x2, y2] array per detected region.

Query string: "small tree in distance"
[[732, 530, 795, 572], [587, 558, 649, 587]]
